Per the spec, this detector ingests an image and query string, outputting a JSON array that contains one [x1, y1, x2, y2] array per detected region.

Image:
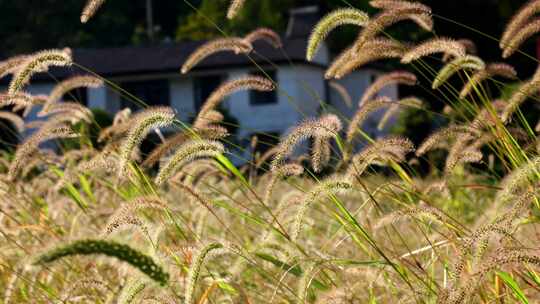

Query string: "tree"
[[175, 0, 229, 41], [175, 0, 294, 41], [0, 0, 194, 56]]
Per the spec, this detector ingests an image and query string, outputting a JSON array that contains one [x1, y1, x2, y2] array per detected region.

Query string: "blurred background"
[[0, 0, 533, 68], [0, 0, 538, 167]]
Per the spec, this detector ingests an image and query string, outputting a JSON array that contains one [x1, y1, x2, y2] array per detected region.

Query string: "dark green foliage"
[[392, 106, 437, 146], [0, 0, 532, 74], [175, 0, 293, 41], [60, 108, 113, 151], [0, 0, 195, 56]]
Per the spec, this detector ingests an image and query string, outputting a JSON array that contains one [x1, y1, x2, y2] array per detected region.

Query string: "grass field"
[[2, 0, 540, 303]]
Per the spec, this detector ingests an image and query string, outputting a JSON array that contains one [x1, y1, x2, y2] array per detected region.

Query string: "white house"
[[10, 6, 399, 161]]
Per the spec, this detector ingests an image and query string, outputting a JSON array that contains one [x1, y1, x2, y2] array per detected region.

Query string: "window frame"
[[193, 74, 226, 113], [249, 70, 277, 106], [62, 87, 88, 106], [119, 79, 170, 111]]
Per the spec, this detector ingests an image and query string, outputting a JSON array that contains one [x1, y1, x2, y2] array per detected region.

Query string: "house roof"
[[6, 6, 326, 81], [35, 36, 323, 80], [1, 6, 389, 84], [65, 5, 325, 78], [286, 6, 321, 38]]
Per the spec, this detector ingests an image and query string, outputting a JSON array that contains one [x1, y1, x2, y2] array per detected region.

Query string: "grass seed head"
[[181, 38, 253, 74], [307, 8, 369, 61], [34, 239, 169, 286]]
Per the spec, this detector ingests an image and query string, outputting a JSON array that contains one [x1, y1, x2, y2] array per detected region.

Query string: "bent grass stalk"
[[34, 239, 169, 286], [306, 8, 369, 61], [184, 242, 223, 304], [155, 140, 224, 185], [8, 49, 72, 94], [119, 107, 176, 173], [181, 38, 253, 74]]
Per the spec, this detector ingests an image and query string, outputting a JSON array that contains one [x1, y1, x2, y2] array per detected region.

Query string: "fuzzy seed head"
[[142, 127, 227, 168], [407, 13, 434, 31], [377, 96, 423, 131], [34, 239, 169, 285], [181, 38, 253, 74], [347, 136, 414, 177], [0, 111, 25, 133], [104, 214, 149, 237], [401, 38, 467, 64], [360, 71, 417, 106], [81, 0, 106, 23], [501, 78, 540, 123], [445, 148, 483, 175], [442, 39, 477, 62], [495, 156, 540, 204], [155, 140, 224, 186], [40, 102, 94, 124], [194, 76, 274, 128], [43, 75, 103, 112], [119, 107, 176, 173], [0, 55, 29, 80], [500, 0, 540, 48], [113, 108, 132, 126], [291, 179, 352, 241], [8, 49, 72, 95], [117, 278, 147, 304], [276, 163, 305, 177], [330, 39, 408, 79], [244, 28, 283, 48], [312, 137, 332, 173], [9, 124, 77, 180], [185, 242, 223, 304], [369, 0, 432, 14], [347, 96, 392, 143], [459, 63, 517, 99], [354, 7, 431, 51], [416, 125, 471, 156], [227, 0, 246, 19], [503, 18, 540, 58], [377, 205, 447, 229], [432, 55, 485, 89], [0, 92, 44, 112], [307, 8, 370, 61], [272, 114, 342, 170], [370, 2, 433, 31]]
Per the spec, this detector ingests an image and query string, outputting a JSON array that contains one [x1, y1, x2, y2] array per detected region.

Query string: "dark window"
[[250, 70, 277, 105], [249, 131, 280, 165], [369, 74, 379, 99], [120, 79, 170, 111], [63, 88, 88, 106], [193, 75, 224, 112]]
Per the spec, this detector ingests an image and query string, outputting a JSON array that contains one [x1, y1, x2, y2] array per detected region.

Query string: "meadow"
[[2, 0, 540, 303]]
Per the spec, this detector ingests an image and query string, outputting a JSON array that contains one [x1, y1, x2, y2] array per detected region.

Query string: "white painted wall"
[[87, 86, 107, 110], [287, 65, 326, 118], [87, 85, 122, 114], [217, 65, 328, 163], [227, 68, 303, 139], [274, 65, 328, 159], [17, 59, 399, 164], [330, 69, 399, 140], [169, 77, 195, 122]]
